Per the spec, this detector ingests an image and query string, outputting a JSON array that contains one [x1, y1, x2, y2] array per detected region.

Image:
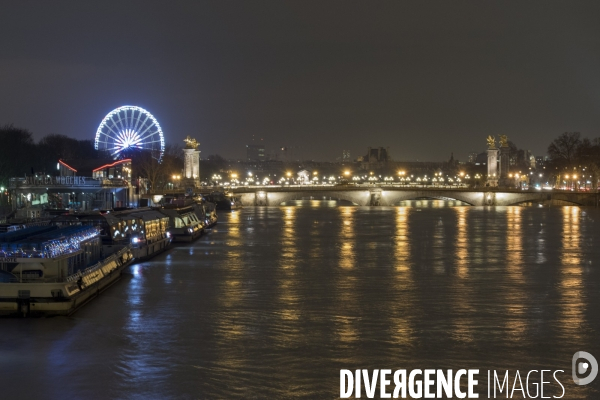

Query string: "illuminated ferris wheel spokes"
[[94, 105, 165, 161]]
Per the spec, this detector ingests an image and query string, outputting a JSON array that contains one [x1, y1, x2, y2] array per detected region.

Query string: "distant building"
[[535, 156, 546, 168], [358, 147, 390, 170], [529, 154, 536, 168], [474, 152, 487, 166], [246, 144, 265, 161], [468, 152, 478, 164]]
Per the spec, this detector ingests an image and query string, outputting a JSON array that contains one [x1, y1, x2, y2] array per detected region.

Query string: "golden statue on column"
[[184, 135, 199, 150], [499, 134, 509, 147]]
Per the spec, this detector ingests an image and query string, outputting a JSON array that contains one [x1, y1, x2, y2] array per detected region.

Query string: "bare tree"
[[131, 145, 183, 192], [547, 132, 581, 167], [0, 124, 36, 186], [133, 150, 165, 192]]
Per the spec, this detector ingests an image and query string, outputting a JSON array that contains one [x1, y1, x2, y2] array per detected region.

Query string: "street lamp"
[[172, 174, 181, 188]]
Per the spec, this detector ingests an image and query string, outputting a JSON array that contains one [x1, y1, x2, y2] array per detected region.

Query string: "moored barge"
[[160, 205, 204, 242], [116, 209, 172, 260], [0, 225, 133, 317]]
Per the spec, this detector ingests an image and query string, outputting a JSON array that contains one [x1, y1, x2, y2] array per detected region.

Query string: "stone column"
[[487, 148, 499, 187], [182, 148, 200, 188], [499, 146, 510, 187]]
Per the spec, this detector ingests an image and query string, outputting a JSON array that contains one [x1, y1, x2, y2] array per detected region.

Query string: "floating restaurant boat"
[[159, 205, 204, 242], [53, 209, 172, 261], [114, 209, 171, 260], [191, 199, 218, 229], [0, 224, 133, 317]]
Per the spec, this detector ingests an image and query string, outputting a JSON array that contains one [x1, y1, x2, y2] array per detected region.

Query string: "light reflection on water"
[[559, 207, 584, 340], [1, 202, 600, 399]]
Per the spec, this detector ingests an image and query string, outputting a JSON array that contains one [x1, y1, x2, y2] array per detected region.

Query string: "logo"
[[572, 351, 598, 386]]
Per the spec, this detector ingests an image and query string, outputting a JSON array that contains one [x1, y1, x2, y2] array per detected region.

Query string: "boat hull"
[[171, 229, 203, 242], [131, 237, 171, 261], [0, 247, 133, 317]]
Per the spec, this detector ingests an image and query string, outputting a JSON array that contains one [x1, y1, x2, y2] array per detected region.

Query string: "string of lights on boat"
[[0, 226, 100, 259]]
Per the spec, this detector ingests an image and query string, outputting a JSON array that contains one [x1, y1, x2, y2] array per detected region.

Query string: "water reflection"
[[335, 207, 359, 344], [389, 207, 415, 345], [504, 207, 527, 340], [451, 207, 474, 343], [397, 199, 470, 207], [276, 207, 301, 330], [455, 207, 468, 278], [559, 207, 584, 338], [338, 208, 356, 270], [216, 209, 245, 347], [4, 205, 600, 399], [394, 207, 411, 271]]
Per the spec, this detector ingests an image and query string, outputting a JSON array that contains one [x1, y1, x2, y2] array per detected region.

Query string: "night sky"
[[1, 1, 599, 161]]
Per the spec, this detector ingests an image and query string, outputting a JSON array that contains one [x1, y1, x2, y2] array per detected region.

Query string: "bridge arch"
[[234, 187, 598, 207], [271, 190, 368, 206], [380, 190, 481, 206]]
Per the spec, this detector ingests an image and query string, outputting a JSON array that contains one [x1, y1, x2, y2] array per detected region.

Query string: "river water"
[[2, 202, 600, 399]]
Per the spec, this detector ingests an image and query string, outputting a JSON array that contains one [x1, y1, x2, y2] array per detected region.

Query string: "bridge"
[[228, 186, 600, 207]]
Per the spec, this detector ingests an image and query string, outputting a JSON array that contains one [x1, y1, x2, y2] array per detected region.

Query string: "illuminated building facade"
[[9, 159, 137, 219]]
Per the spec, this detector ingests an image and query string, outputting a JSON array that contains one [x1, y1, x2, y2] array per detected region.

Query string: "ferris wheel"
[[94, 105, 165, 161]]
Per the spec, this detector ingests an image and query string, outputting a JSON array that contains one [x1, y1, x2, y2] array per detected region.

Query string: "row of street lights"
[[204, 171, 483, 187]]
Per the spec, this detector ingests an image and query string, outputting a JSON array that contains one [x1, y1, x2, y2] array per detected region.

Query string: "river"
[[2, 202, 600, 399]]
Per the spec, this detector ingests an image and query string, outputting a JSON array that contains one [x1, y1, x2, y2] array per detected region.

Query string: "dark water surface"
[[2, 203, 600, 399]]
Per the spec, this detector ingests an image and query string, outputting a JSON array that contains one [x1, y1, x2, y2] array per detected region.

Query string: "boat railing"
[[65, 246, 131, 283]]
